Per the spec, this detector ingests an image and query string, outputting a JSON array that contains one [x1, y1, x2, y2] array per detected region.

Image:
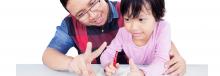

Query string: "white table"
[[16, 64, 207, 76]]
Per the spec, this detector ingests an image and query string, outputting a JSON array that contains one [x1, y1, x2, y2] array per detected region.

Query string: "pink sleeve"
[[100, 28, 123, 68], [139, 22, 171, 76]]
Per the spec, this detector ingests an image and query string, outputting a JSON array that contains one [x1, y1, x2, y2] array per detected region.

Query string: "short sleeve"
[[47, 17, 75, 54]]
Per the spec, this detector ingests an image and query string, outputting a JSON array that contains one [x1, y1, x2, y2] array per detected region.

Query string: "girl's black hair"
[[120, 0, 165, 21]]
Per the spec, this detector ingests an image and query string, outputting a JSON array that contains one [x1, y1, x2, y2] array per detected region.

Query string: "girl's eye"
[[124, 18, 130, 21], [139, 18, 147, 22], [139, 18, 143, 21], [125, 18, 129, 21], [124, 18, 131, 23]]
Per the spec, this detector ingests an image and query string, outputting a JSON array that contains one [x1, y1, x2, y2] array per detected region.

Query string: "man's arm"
[[171, 42, 180, 55], [164, 42, 186, 76], [42, 47, 73, 71], [43, 42, 107, 76], [42, 17, 74, 71]]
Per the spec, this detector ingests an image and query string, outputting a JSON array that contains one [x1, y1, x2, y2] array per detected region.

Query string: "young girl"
[[100, 0, 170, 76]]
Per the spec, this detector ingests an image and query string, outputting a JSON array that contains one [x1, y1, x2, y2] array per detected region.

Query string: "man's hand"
[[127, 59, 145, 76], [104, 62, 120, 76], [68, 42, 107, 76], [164, 44, 186, 76]]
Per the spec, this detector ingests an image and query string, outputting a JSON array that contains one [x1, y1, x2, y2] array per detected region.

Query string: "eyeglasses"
[[75, 0, 101, 21]]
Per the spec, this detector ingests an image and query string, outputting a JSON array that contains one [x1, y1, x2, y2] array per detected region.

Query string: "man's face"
[[66, 0, 109, 26]]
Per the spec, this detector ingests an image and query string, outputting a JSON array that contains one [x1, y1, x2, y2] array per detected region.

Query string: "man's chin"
[[88, 23, 104, 26], [95, 21, 106, 26], [94, 24, 104, 27]]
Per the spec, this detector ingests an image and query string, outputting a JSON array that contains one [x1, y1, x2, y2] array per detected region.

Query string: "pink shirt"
[[100, 21, 171, 76]]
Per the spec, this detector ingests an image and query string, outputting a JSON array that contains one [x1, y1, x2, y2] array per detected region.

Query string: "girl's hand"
[[128, 59, 145, 76], [104, 62, 120, 76]]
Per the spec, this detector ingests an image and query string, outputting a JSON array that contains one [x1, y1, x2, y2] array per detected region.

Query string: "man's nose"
[[88, 11, 97, 20]]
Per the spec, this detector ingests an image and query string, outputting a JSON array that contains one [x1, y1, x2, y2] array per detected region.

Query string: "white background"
[[0, 0, 219, 76]]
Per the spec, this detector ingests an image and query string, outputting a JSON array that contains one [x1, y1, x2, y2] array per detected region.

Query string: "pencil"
[[113, 50, 118, 67]]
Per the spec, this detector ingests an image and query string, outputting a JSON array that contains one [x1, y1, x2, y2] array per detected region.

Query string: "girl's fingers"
[[105, 71, 112, 76], [109, 63, 117, 72], [129, 59, 139, 72], [105, 66, 113, 76], [105, 65, 114, 74], [116, 63, 120, 69], [105, 62, 119, 75]]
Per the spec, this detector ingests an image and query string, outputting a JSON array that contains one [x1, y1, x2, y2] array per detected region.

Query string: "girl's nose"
[[130, 21, 139, 30]]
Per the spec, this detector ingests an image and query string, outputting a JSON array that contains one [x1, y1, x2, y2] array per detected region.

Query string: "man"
[[42, 0, 186, 76]]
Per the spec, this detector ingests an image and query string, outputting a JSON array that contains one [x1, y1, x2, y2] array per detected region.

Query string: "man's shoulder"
[[63, 16, 73, 24], [58, 15, 74, 36], [60, 16, 73, 29]]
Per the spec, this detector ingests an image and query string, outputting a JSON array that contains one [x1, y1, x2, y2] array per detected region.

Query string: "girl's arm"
[[100, 28, 123, 67], [138, 22, 171, 76]]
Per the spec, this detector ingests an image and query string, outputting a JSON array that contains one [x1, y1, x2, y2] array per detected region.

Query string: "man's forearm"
[[171, 41, 180, 55], [42, 48, 73, 71]]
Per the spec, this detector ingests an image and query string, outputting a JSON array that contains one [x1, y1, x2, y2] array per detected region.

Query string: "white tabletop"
[[16, 64, 207, 76]]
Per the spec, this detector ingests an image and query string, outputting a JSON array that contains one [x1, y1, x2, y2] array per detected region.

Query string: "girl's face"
[[66, 0, 109, 26], [124, 5, 156, 42]]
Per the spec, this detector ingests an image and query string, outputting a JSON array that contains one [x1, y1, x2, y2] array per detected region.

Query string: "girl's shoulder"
[[158, 20, 170, 26], [118, 27, 128, 34], [117, 27, 132, 38], [154, 20, 171, 38], [157, 20, 171, 31]]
